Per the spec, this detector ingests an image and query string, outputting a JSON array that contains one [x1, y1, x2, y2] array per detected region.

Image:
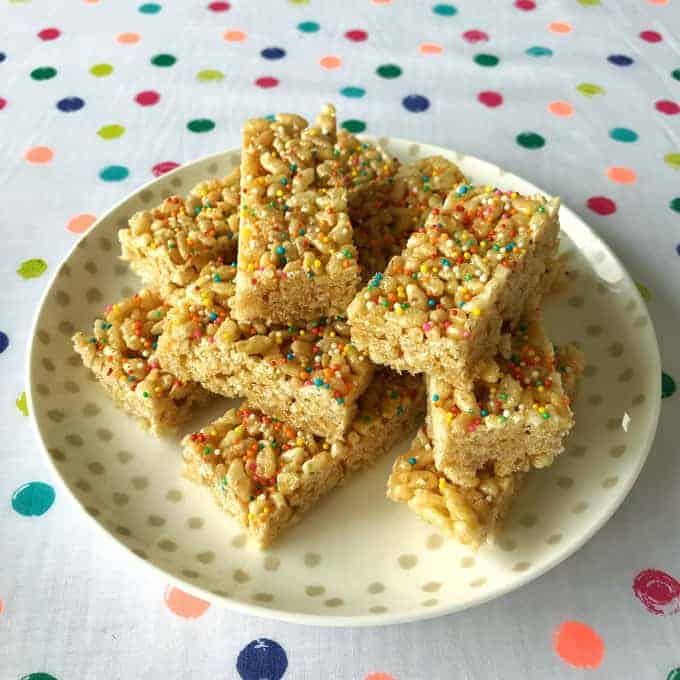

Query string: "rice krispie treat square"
[[232, 105, 361, 324], [387, 429, 523, 548], [72, 288, 210, 437], [182, 370, 425, 547], [347, 184, 560, 383], [352, 156, 467, 278], [427, 322, 583, 486], [119, 167, 240, 300], [157, 261, 374, 441]]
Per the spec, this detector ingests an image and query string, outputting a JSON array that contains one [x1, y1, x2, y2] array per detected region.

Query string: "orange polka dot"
[[372, 0, 392, 4], [85, 0, 100, 4], [223, 29, 246, 42], [648, 0, 668, 4], [164, 586, 210, 619], [117, 32, 141, 44], [419, 42, 443, 55], [0, 599, 3, 615], [607, 166, 637, 184], [549, 21, 572, 34], [320, 55, 342, 69], [24, 146, 54, 164], [67, 213, 97, 234], [548, 101, 574, 117], [555, 620, 604, 669], [364, 675, 395, 680]]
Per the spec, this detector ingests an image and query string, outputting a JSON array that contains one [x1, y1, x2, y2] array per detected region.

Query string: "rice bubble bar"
[[156, 261, 374, 442], [72, 289, 210, 437], [347, 184, 561, 384], [182, 369, 425, 547], [119, 167, 241, 300], [232, 104, 362, 324]]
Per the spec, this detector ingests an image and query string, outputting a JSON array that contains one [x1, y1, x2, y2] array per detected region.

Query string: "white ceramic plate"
[[27, 138, 661, 626]]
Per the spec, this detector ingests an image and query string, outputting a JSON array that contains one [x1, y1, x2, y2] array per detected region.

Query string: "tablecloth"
[[1, 0, 679, 678]]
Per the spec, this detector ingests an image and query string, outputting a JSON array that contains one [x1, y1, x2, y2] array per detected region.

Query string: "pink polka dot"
[[319, 55, 342, 69], [24, 146, 54, 164], [223, 29, 246, 42], [208, 1, 230, 10], [372, 0, 392, 4], [478, 91, 503, 107], [462, 29, 489, 43], [164, 586, 210, 619], [135, 90, 160, 106], [633, 569, 680, 615], [554, 621, 605, 669], [66, 213, 96, 234], [548, 100, 574, 117], [0, 599, 3, 616], [640, 30, 662, 42], [364, 675, 395, 680], [152, 161, 180, 176], [0, 98, 6, 111], [345, 29, 368, 42], [656, 100, 679, 115], [587, 196, 617, 215], [419, 42, 443, 54], [607, 166, 637, 184], [255, 76, 279, 88], [38, 27, 61, 41], [515, 0, 536, 10], [549, 21, 572, 34], [117, 32, 141, 44]]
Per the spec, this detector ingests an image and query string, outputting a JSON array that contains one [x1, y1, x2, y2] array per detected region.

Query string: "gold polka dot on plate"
[[304, 552, 321, 567], [305, 585, 325, 597], [398, 554, 418, 569]]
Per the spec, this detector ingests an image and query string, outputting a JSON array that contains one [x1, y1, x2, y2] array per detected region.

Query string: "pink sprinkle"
[[193, 329, 202, 338], [422, 322, 433, 331], [463, 331, 471, 338], [207, 335, 215, 344], [104, 304, 113, 312]]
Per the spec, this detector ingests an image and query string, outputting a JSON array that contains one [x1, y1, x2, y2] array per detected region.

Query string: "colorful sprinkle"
[[164, 586, 211, 618], [640, 30, 662, 43], [261, 47, 286, 60], [376, 64, 402, 78], [237, 639, 288, 680], [516, 132, 545, 149], [30, 66, 57, 81], [152, 161, 180, 176], [67, 213, 96, 233], [402, 95, 430, 112], [526, 46, 553, 57], [610, 127, 638, 142], [656, 100, 680, 115], [151, 53, 176, 67], [548, 101, 574, 117], [339, 86, 365, 98], [586, 196, 617, 215], [97, 124, 125, 140], [662, 372, 677, 399], [297, 21, 319, 33], [474, 53, 499, 67], [554, 621, 605, 669], [224, 29, 247, 41], [17, 258, 47, 279], [607, 166, 636, 184], [56, 96, 85, 112], [576, 82, 604, 97], [634, 569, 680, 613], [432, 4, 457, 16], [608, 54, 634, 66], [345, 29, 368, 42], [255, 76, 279, 88], [187, 118, 216, 133], [99, 165, 129, 182], [478, 91, 503, 107], [0, 331, 8, 354], [342, 119, 366, 133], [135, 90, 160, 106], [24, 146, 54, 164], [16, 392, 28, 416], [320, 55, 342, 69], [197, 69, 224, 81], [38, 27, 61, 41], [89, 63, 113, 77], [11, 482, 55, 516]]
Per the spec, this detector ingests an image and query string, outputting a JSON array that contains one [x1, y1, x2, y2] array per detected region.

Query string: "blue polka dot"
[[0, 52, 6, 63], [676, 243, 680, 256], [608, 54, 634, 67], [237, 639, 288, 680], [56, 96, 85, 112], [433, 3, 457, 16], [0, 331, 8, 354], [261, 47, 286, 60], [339, 86, 365, 99], [526, 46, 553, 57], [264, 114, 276, 122], [12, 482, 55, 517], [139, 2, 162, 12], [610, 127, 638, 143], [402, 94, 430, 112], [99, 165, 129, 182]]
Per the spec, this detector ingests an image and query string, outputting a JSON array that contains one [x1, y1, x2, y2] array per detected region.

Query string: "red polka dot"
[[587, 196, 617, 215], [164, 586, 210, 619], [554, 621, 605, 669], [345, 29, 368, 42], [656, 100, 679, 115], [515, 0, 536, 10], [0, 98, 6, 111], [135, 90, 160, 106], [633, 569, 680, 615], [478, 90, 503, 107], [462, 29, 489, 43], [152, 161, 180, 176], [255, 76, 279, 88], [640, 30, 662, 42], [38, 27, 61, 41], [208, 0, 230, 10]]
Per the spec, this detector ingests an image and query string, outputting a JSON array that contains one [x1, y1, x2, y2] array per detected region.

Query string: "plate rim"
[[26, 139, 663, 627]]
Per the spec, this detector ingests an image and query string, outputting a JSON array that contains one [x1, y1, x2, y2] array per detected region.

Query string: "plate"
[[27, 138, 661, 626]]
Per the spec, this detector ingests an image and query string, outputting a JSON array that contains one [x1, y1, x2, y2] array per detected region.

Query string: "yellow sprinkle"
[[296, 437, 304, 446], [395, 307, 404, 315], [472, 308, 481, 317], [463, 252, 471, 260], [276, 190, 283, 197], [537, 386, 544, 393], [511, 191, 518, 198], [299, 330, 306, 336], [420, 264, 429, 273], [314, 259, 322, 268], [438, 477, 447, 490], [323, 442, 329, 449], [484, 185, 493, 192], [247, 264, 255, 272]]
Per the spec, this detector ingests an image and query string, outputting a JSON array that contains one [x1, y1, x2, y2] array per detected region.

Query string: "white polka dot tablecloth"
[[1, 0, 679, 678]]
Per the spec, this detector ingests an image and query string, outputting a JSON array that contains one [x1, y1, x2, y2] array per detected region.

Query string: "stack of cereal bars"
[[73, 104, 583, 549]]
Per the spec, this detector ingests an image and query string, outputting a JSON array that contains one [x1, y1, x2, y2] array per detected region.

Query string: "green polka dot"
[[90, 63, 113, 77], [340, 86, 366, 99], [151, 54, 176, 67], [662, 371, 676, 399], [516, 132, 545, 149], [187, 118, 216, 133], [20, 674, 58, 680], [139, 2, 161, 12], [636, 282, 651, 301], [577, 0, 600, 5], [341, 119, 366, 133], [17, 258, 48, 279], [576, 82, 604, 97], [197, 69, 224, 82], [433, 3, 457, 15], [664, 153, 680, 170], [474, 54, 499, 67], [670, 197, 680, 213], [673, 68, 680, 82], [298, 21, 320, 33], [610, 127, 638, 143], [16, 392, 28, 416], [289, 0, 309, 4], [30, 66, 57, 81], [376, 64, 402, 79], [97, 124, 125, 140]]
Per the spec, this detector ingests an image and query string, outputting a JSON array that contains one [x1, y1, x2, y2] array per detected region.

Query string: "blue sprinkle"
[[213, 273, 222, 282], [286, 352, 295, 360], [456, 184, 469, 195], [427, 298, 436, 307], [480, 409, 488, 417], [209, 312, 218, 321], [275, 245, 286, 255], [408, 456, 417, 465], [313, 378, 323, 386], [336, 397, 345, 405], [432, 393, 439, 402], [305, 366, 313, 373]]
